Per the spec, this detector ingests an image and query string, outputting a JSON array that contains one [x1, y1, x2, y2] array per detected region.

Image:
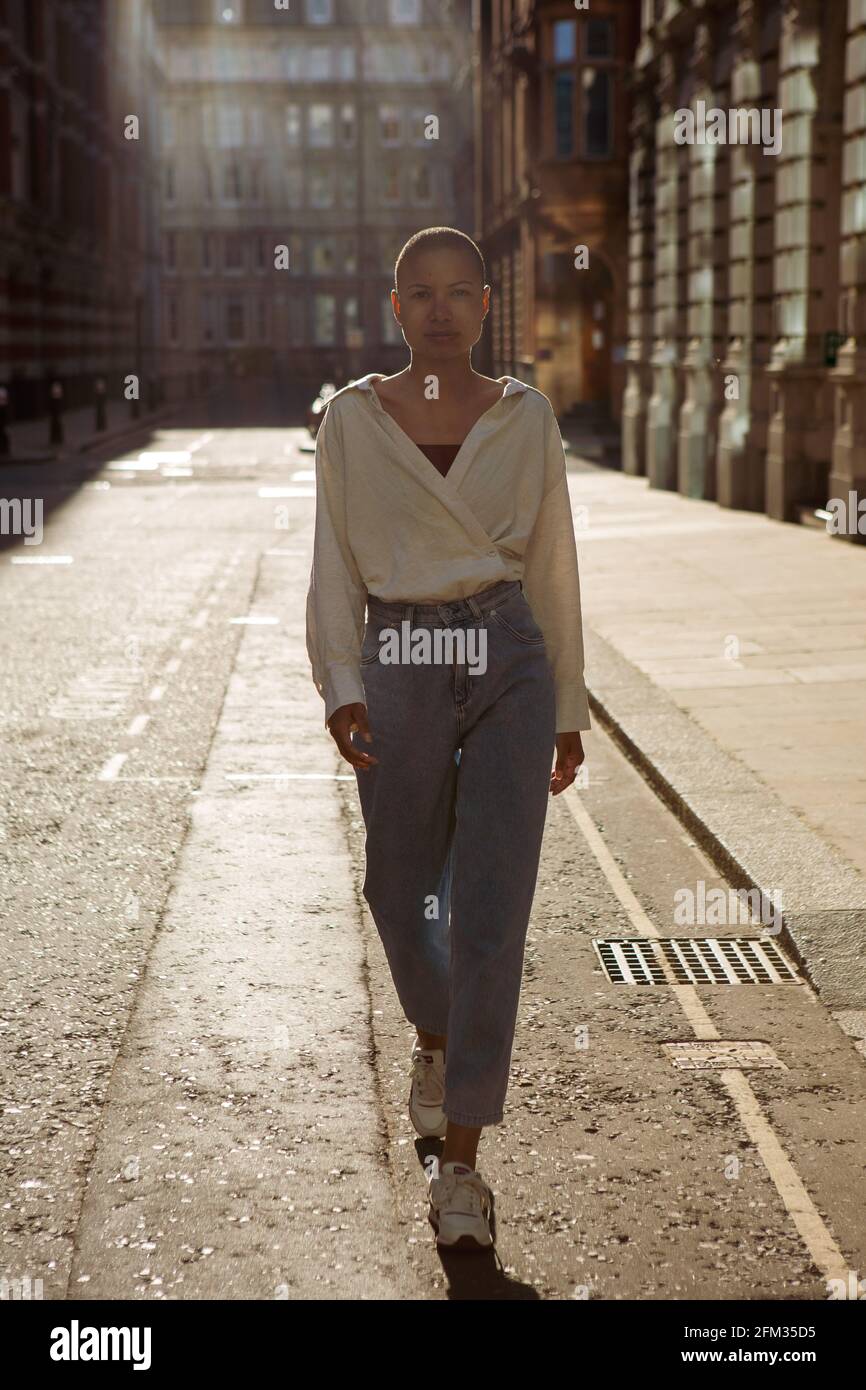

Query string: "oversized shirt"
[[305, 372, 592, 734]]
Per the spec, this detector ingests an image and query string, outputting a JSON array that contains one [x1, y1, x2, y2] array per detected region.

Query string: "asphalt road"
[[1, 418, 864, 1302]]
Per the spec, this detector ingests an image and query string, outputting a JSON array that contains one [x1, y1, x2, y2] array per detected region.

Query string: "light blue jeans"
[[350, 577, 556, 1126]]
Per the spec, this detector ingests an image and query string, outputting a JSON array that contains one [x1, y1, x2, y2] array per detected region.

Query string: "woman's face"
[[392, 248, 490, 357]]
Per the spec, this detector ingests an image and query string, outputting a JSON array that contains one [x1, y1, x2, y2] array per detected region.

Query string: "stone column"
[[765, 0, 844, 521], [646, 50, 681, 490], [623, 80, 656, 477], [829, 0, 866, 543], [718, 0, 765, 510]]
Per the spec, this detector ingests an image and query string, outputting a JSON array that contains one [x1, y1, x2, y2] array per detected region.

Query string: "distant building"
[[153, 0, 473, 400], [625, 0, 863, 533], [0, 0, 163, 420], [474, 0, 641, 418]]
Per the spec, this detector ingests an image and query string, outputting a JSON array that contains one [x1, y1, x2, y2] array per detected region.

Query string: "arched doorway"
[[535, 250, 614, 415]]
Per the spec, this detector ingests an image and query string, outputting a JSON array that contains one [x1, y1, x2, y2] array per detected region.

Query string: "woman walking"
[[306, 227, 591, 1253]]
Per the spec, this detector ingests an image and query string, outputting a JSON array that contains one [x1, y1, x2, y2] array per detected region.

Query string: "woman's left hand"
[[550, 732, 586, 796]]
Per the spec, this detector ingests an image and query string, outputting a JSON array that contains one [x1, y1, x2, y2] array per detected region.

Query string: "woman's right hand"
[[327, 703, 379, 771]]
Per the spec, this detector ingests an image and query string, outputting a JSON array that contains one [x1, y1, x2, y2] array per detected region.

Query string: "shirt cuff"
[[555, 686, 592, 734], [321, 664, 367, 729]]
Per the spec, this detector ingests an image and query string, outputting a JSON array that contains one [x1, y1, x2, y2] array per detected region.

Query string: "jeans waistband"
[[366, 577, 522, 626]]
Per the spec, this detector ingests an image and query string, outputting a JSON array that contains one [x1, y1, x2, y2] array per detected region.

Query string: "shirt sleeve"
[[521, 404, 592, 734], [305, 398, 369, 729]]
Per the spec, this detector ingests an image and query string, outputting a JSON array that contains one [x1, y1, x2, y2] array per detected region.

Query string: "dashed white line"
[[148, 685, 165, 702], [163, 657, 181, 676], [97, 753, 128, 781], [179, 636, 193, 652], [563, 787, 851, 1287], [192, 609, 209, 628], [126, 714, 151, 737], [10, 555, 74, 565]]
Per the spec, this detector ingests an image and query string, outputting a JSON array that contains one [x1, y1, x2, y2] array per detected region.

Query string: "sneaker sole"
[[408, 1084, 447, 1138]]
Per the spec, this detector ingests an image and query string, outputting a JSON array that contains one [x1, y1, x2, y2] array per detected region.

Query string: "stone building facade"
[[625, 0, 865, 537], [0, 0, 163, 419], [153, 0, 473, 399], [474, 0, 641, 418]]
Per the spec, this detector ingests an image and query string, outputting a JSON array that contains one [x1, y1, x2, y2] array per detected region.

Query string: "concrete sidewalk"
[[561, 430, 866, 1016], [2, 398, 174, 463]]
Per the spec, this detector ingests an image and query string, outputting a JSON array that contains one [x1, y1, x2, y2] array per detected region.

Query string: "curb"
[[0, 406, 175, 467], [583, 625, 866, 1011]]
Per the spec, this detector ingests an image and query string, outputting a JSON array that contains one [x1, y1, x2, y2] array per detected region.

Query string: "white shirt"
[[305, 372, 591, 734]]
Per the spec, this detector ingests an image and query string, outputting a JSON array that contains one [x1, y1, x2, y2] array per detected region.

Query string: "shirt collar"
[[349, 373, 529, 396]]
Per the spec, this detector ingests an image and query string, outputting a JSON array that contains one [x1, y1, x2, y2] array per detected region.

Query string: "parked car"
[[307, 381, 339, 438]]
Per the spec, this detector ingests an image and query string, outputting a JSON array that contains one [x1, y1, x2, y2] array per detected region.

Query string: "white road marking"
[[97, 753, 128, 781], [163, 657, 181, 675], [148, 685, 165, 702], [228, 615, 279, 625], [291, 470, 316, 482], [563, 787, 851, 1286], [188, 432, 213, 454], [126, 714, 151, 737], [257, 486, 315, 498], [192, 609, 209, 628], [137, 451, 191, 465], [179, 636, 193, 652], [224, 772, 355, 781], [10, 555, 73, 565]]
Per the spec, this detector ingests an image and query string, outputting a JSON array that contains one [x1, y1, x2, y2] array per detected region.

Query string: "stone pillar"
[[677, 22, 721, 499], [718, 0, 765, 510], [829, 0, 866, 544], [766, 0, 843, 521], [623, 85, 656, 476], [646, 51, 681, 490]]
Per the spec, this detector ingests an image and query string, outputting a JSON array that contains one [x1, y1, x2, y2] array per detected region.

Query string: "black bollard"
[[49, 381, 64, 446], [95, 377, 107, 431]]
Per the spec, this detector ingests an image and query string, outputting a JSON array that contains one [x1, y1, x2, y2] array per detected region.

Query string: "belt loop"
[[468, 596, 481, 619]]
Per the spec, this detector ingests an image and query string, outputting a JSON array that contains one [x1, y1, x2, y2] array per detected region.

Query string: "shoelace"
[[428, 1163, 491, 1217], [409, 1051, 444, 1105]]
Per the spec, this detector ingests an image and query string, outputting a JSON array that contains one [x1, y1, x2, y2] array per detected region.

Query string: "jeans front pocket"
[[488, 593, 546, 645]]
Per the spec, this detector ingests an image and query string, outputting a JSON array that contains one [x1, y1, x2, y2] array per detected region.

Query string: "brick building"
[[474, 0, 641, 418], [0, 0, 163, 420], [153, 0, 473, 400], [625, 0, 865, 535]]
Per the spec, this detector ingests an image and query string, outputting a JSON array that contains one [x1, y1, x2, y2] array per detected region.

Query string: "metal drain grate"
[[593, 937, 801, 986], [661, 1040, 788, 1070]]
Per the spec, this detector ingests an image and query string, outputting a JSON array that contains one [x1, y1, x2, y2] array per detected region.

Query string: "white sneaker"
[[425, 1155, 496, 1251], [408, 1043, 447, 1138]]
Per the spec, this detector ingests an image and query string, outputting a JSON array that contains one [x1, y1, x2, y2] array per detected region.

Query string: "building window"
[[382, 294, 403, 344], [338, 44, 356, 80], [554, 72, 575, 157], [408, 108, 429, 145], [390, 0, 421, 22], [226, 299, 246, 344], [311, 236, 338, 274], [313, 293, 336, 345], [286, 166, 304, 207], [309, 169, 335, 208], [288, 233, 304, 274], [217, 104, 244, 148], [286, 104, 302, 147], [168, 296, 180, 345], [553, 19, 577, 62], [306, 0, 333, 23], [202, 233, 213, 272], [381, 165, 400, 204], [585, 18, 614, 59], [341, 168, 357, 208], [344, 295, 360, 343], [310, 46, 331, 80], [343, 235, 358, 274], [224, 234, 244, 273], [340, 103, 356, 146], [223, 161, 243, 202], [583, 69, 612, 158], [201, 293, 217, 344], [379, 104, 402, 145], [308, 104, 334, 148], [410, 164, 432, 205]]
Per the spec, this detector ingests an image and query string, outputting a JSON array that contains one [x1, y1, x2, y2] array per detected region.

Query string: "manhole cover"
[[661, 1041, 787, 1071], [592, 937, 801, 985]]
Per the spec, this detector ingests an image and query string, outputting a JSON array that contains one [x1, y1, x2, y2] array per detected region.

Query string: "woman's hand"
[[550, 732, 585, 795], [327, 702, 380, 771]]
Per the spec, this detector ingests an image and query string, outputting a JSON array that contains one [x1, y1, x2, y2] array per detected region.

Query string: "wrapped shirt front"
[[305, 372, 592, 734]]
